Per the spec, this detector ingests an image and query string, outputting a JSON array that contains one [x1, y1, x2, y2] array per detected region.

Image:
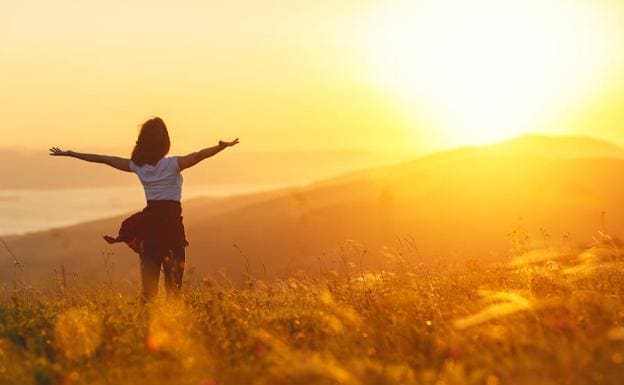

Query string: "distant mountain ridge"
[[475, 134, 624, 159], [4, 134, 624, 284], [0, 148, 404, 189], [313, 134, 624, 188]]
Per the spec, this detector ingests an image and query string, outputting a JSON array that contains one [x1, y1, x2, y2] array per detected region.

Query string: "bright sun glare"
[[360, 0, 620, 147]]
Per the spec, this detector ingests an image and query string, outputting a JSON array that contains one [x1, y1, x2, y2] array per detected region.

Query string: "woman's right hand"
[[49, 147, 72, 156]]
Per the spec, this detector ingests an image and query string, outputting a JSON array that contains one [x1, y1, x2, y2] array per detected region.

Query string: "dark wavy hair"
[[131, 117, 170, 166]]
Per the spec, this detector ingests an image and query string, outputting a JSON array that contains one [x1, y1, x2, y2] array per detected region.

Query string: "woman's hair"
[[131, 117, 171, 166]]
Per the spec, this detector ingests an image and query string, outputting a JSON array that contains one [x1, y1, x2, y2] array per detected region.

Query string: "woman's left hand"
[[49, 147, 72, 156]]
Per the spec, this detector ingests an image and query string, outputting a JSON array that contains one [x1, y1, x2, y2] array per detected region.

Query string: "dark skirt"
[[106, 200, 189, 256]]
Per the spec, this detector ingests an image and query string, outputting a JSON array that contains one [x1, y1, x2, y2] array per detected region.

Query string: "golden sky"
[[2, 0, 623, 155]]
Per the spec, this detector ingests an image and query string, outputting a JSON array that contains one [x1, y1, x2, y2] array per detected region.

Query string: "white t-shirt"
[[130, 156, 183, 202]]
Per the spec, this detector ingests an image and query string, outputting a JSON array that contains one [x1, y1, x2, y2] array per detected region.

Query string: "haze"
[[2, 0, 624, 155]]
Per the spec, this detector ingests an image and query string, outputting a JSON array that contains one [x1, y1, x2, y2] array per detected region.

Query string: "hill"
[[3, 134, 624, 284]]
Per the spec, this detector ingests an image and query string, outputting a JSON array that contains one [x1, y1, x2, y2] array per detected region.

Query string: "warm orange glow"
[[1, 1, 624, 154], [358, 0, 624, 148]]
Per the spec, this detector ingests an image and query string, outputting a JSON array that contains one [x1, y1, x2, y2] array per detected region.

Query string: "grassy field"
[[2, 233, 624, 385]]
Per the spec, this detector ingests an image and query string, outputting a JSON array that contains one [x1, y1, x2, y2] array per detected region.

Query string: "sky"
[[2, 0, 624, 155]]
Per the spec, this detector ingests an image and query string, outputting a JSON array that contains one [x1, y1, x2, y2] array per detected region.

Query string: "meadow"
[[2, 232, 624, 385]]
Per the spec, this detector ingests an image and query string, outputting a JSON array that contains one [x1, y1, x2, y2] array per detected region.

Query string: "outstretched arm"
[[177, 139, 239, 171], [49, 147, 131, 172]]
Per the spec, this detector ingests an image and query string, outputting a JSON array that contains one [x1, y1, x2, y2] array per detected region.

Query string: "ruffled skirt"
[[106, 200, 189, 256]]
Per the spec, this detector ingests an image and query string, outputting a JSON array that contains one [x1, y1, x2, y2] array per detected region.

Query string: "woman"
[[50, 117, 239, 301]]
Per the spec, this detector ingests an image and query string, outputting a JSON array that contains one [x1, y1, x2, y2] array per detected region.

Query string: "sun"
[[358, 0, 619, 148]]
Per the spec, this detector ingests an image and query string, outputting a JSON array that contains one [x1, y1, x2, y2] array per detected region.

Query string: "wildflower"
[[254, 344, 267, 358], [447, 346, 462, 361]]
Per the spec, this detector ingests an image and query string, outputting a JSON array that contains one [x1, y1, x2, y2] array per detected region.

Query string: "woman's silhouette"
[[50, 117, 239, 301]]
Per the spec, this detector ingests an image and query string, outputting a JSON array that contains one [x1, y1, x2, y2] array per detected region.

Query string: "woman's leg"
[[140, 253, 162, 302], [163, 247, 186, 298]]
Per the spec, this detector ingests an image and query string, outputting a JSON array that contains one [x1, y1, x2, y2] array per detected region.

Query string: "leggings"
[[139, 247, 186, 302]]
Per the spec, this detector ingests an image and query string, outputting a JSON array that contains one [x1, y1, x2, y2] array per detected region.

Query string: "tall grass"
[[2, 234, 624, 384]]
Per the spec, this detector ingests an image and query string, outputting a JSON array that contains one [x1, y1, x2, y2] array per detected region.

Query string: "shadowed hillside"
[[3, 135, 624, 284]]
